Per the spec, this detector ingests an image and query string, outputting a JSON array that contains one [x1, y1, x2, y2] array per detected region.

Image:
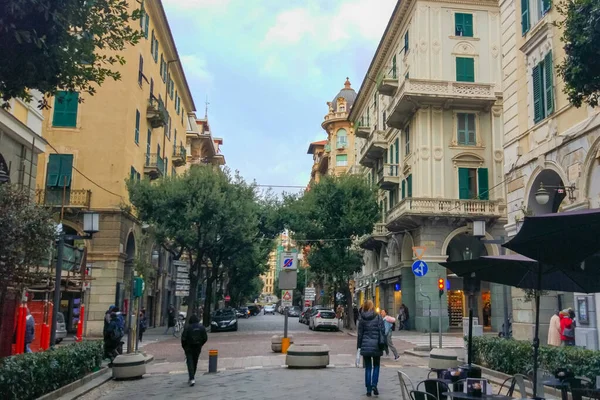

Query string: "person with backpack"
[[380, 309, 399, 360], [104, 312, 124, 361], [181, 314, 208, 386]]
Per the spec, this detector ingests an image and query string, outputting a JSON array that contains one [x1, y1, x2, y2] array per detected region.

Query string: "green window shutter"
[[59, 154, 73, 187], [542, 0, 551, 15], [533, 64, 544, 123], [46, 154, 61, 187], [146, 129, 151, 155], [392, 55, 397, 78], [404, 30, 409, 52], [458, 168, 470, 199], [395, 138, 399, 163], [544, 51, 554, 115], [402, 180, 406, 199], [464, 14, 473, 37], [478, 168, 489, 200], [456, 57, 475, 82], [52, 91, 79, 127], [457, 114, 467, 145], [407, 174, 413, 197], [144, 12, 149, 38], [467, 114, 476, 145], [138, 55, 144, 86], [521, 0, 530, 35], [135, 110, 140, 144], [140, 2, 145, 28], [130, 166, 136, 181]]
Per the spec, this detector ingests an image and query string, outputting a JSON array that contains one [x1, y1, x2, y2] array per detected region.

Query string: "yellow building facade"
[[261, 250, 277, 295], [36, 0, 201, 336], [500, 0, 600, 348]]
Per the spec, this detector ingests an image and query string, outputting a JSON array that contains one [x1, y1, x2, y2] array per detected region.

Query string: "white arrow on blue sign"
[[411, 260, 429, 277]]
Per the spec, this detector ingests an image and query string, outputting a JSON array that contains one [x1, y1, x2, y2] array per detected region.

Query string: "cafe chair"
[[566, 376, 594, 400], [417, 379, 451, 400], [398, 371, 416, 400], [498, 374, 529, 399], [411, 390, 440, 400]]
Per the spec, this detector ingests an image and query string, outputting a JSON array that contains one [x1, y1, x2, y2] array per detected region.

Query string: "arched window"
[[336, 129, 347, 149]]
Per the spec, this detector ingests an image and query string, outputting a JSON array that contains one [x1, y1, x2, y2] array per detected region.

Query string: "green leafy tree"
[[556, 0, 600, 107], [0, 185, 55, 314], [0, 0, 142, 108], [284, 175, 378, 329]]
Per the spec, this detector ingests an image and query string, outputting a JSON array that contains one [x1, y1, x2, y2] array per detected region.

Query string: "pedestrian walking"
[[165, 305, 176, 335], [547, 310, 561, 346], [559, 309, 575, 346], [24, 308, 35, 353], [380, 309, 399, 360], [357, 300, 385, 397], [104, 312, 124, 361], [112, 307, 125, 354], [138, 309, 147, 342], [181, 314, 208, 387], [353, 305, 359, 326], [398, 303, 410, 330]]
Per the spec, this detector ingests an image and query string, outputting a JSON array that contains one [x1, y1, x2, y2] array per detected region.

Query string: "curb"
[[37, 367, 110, 400]]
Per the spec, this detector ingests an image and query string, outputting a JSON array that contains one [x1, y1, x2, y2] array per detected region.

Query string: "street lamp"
[[535, 182, 577, 205], [50, 212, 100, 346]]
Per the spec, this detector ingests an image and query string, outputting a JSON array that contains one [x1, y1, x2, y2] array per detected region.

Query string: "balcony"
[[386, 197, 506, 230], [35, 189, 91, 209], [387, 78, 497, 129], [355, 124, 371, 139], [377, 66, 398, 97], [377, 164, 400, 190], [358, 129, 386, 167], [358, 223, 388, 250], [172, 145, 187, 167], [147, 95, 169, 129], [144, 153, 164, 179]]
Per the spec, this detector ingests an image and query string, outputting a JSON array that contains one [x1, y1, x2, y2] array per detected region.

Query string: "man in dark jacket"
[[181, 314, 208, 386], [104, 312, 124, 361], [357, 300, 385, 397], [165, 305, 176, 335], [25, 308, 35, 353]]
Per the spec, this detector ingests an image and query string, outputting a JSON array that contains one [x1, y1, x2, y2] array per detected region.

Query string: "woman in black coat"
[[357, 300, 385, 397]]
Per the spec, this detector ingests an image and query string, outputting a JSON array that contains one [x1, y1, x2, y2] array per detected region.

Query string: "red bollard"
[[40, 324, 50, 350], [75, 304, 85, 342], [14, 305, 27, 354]]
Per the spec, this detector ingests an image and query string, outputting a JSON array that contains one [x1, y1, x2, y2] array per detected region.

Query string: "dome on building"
[[330, 77, 357, 112]]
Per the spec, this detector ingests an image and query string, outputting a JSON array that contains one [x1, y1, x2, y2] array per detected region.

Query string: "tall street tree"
[[283, 174, 379, 330], [0, 0, 142, 108], [557, 0, 600, 107]]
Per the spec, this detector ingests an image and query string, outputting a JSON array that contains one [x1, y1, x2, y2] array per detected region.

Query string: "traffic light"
[[438, 278, 445, 296]]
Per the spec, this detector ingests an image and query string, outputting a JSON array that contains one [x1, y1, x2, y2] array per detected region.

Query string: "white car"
[[264, 304, 276, 315], [309, 309, 339, 331]]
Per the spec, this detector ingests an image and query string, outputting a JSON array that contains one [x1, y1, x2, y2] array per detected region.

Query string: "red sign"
[[304, 300, 311, 307], [224, 295, 231, 301]]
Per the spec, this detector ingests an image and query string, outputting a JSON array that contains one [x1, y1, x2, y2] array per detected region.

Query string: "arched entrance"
[[445, 233, 490, 328], [526, 168, 567, 215]]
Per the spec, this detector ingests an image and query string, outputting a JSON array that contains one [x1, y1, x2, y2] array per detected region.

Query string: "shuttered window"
[[532, 51, 554, 124], [521, 0, 530, 35], [478, 168, 489, 200], [455, 13, 473, 37], [394, 138, 399, 163], [404, 30, 409, 53], [458, 168, 470, 200], [336, 154, 348, 167], [402, 180, 406, 199], [456, 57, 475, 82], [138, 55, 144, 86], [541, 0, 551, 16], [457, 113, 476, 145], [135, 110, 140, 144], [404, 126, 410, 155], [544, 51, 554, 116], [46, 154, 73, 188], [407, 174, 413, 198], [52, 91, 79, 128]]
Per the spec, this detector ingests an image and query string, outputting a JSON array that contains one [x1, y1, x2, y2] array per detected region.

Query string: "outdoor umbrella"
[[440, 254, 600, 399], [503, 209, 600, 266]]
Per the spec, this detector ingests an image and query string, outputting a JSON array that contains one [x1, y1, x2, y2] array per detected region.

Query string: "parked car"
[[264, 304, 276, 315], [210, 308, 238, 332], [247, 305, 260, 316], [287, 306, 301, 317], [309, 309, 338, 331], [236, 307, 250, 319], [55, 312, 67, 344]]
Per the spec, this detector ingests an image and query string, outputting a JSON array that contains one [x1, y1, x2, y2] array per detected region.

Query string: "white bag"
[[356, 349, 361, 367]]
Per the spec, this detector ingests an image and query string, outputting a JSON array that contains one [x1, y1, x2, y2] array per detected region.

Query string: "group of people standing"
[[356, 301, 410, 397], [548, 308, 577, 346]]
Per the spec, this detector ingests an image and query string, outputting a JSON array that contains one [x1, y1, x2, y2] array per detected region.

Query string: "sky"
[[163, 0, 396, 191]]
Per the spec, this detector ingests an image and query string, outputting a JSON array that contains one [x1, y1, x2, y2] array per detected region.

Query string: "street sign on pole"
[[280, 251, 298, 271], [304, 287, 316, 301], [175, 290, 189, 297], [412, 246, 426, 260], [412, 260, 429, 277], [281, 290, 293, 307]]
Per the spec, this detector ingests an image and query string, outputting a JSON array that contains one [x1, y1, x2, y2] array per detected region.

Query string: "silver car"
[[55, 312, 67, 343]]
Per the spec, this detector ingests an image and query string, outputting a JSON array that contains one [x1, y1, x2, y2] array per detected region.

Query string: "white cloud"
[[262, 8, 316, 46], [180, 55, 213, 85], [162, 0, 231, 11]]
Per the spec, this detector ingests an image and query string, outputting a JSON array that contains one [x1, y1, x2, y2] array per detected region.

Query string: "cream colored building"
[[261, 250, 277, 295], [36, 0, 202, 335], [350, 0, 507, 332], [500, 0, 600, 348]]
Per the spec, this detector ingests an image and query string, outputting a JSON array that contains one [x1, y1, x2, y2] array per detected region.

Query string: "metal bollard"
[[208, 349, 218, 373]]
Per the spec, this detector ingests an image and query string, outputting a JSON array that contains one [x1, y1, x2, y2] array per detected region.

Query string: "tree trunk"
[[187, 271, 199, 324], [202, 272, 215, 327], [343, 283, 356, 330]]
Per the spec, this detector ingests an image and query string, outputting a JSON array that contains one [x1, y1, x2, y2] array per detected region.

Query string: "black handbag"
[[378, 316, 387, 350]]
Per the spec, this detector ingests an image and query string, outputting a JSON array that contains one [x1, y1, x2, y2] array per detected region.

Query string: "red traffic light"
[[438, 278, 445, 290]]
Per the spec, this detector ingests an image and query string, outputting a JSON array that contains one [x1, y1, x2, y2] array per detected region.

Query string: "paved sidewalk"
[[79, 364, 431, 400]]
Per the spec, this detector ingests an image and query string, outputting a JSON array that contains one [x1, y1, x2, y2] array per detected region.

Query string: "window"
[[336, 129, 347, 148], [458, 167, 489, 200], [402, 180, 406, 199], [52, 91, 79, 127], [383, 111, 387, 129], [336, 154, 348, 167], [174, 129, 177, 148], [404, 126, 410, 155], [160, 54, 166, 82], [151, 31, 158, 62], [134, 110, 140, 144], [130, 166, 140, 181], [138, 55, 144, 86], [46, 154, 74, 188], [167, 115, 171, 139], [457, 113, 476, 145], [168, 75, 174, 99], [455, 13, 474, 37], [373, 92, 377, 110], [391, 55, 397, 78], [540, 0, 551, 17], [181, 108, 184, 125], [404, 30, 409, 53], [394, 138, 399, 163], [140, 1, 148, 39], [407, 174, 413, 197], [456, 57, 475, 82], [146, 129, 151, 164], [150, 78, 154, 97], [533, 52, 554, 123], [522, 0, 530, 34]]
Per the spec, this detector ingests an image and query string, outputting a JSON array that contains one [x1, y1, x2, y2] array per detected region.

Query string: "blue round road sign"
[[411, 260, 429, 277]]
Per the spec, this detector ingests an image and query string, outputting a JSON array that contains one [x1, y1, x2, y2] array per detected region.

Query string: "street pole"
[[50, 231, 65, 347], [419, 286, 432, 350], [438, 290, 443, 348], [283, 307, 288, 339], [127, 268, 135, 353]]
